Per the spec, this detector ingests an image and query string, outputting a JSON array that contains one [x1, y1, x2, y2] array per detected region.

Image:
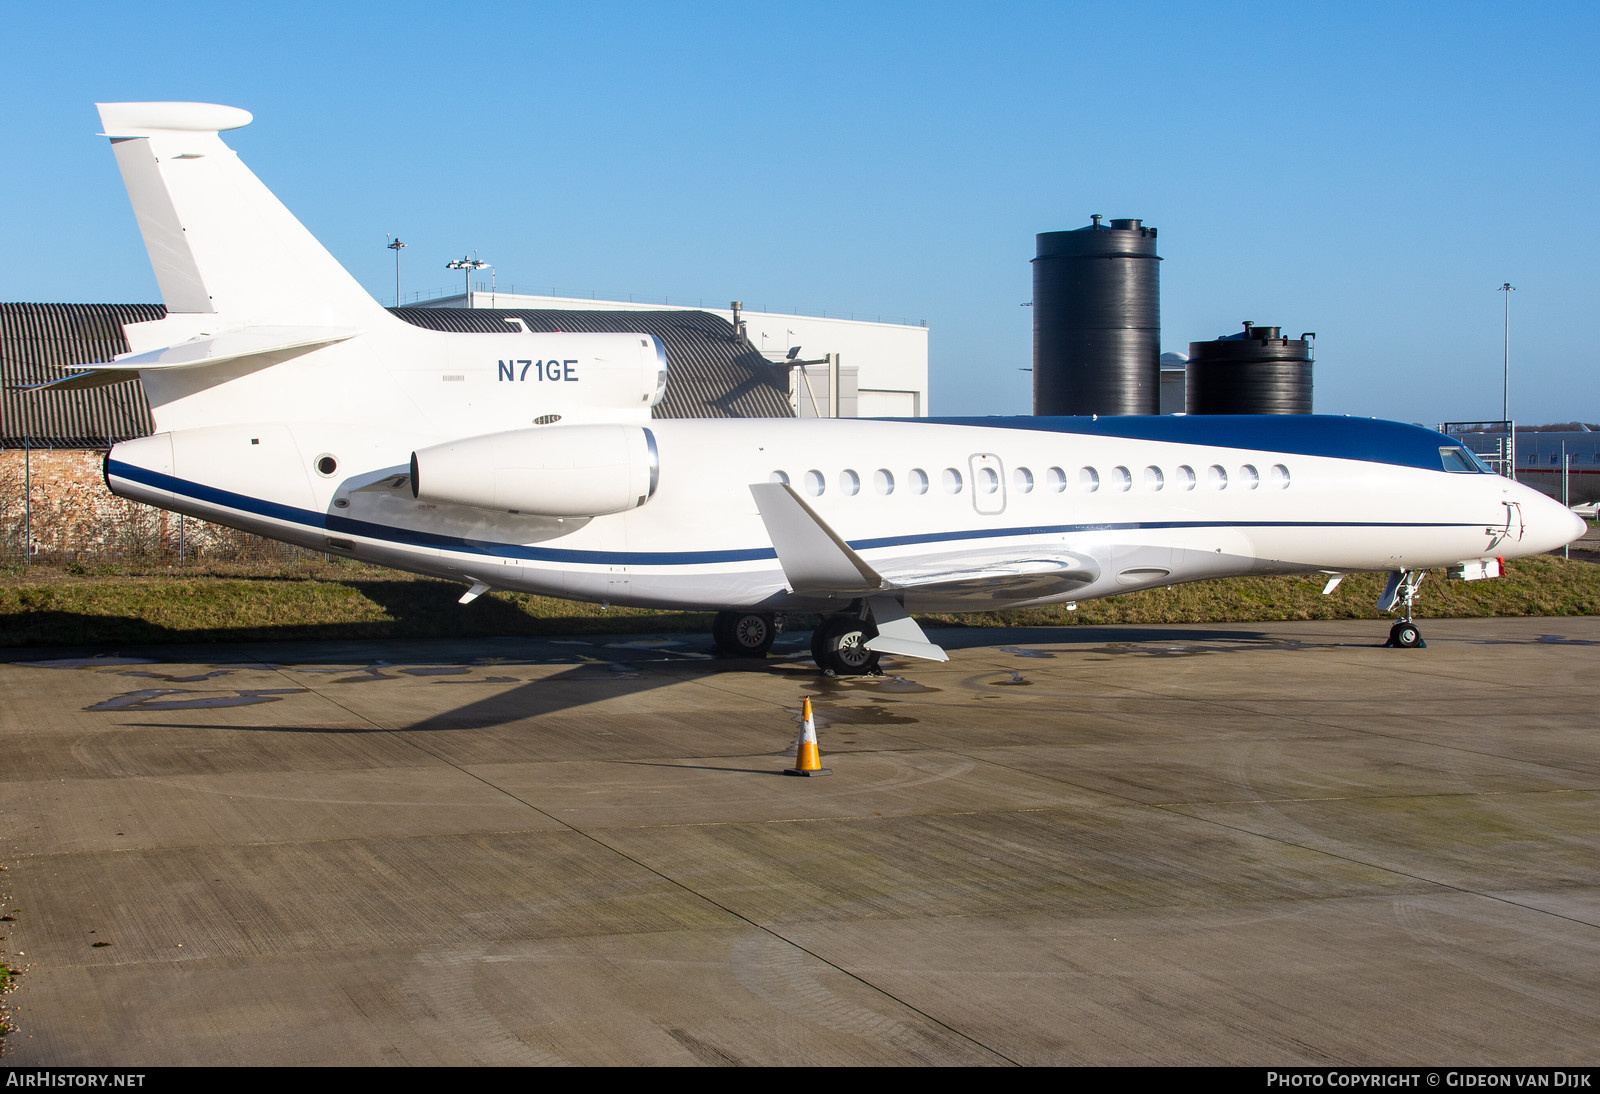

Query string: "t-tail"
[[98, 102, 391, 329], [16, 103, 395, 432], [30, 103, 666, 438]]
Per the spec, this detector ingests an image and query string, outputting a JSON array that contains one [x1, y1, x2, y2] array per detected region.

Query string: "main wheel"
[[813, 614, 881, 676], [1389, 621, 1423, 649], [713, 611, 776, 657]]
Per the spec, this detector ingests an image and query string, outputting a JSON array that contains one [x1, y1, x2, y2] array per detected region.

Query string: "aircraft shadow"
[[0, 578, 711, 650]]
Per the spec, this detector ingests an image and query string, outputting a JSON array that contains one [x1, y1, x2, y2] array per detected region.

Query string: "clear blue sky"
[[3, 1, 1595, 425]]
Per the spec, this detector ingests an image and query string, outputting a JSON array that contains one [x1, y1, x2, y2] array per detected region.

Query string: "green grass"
[[1, 553, 1596, 648]]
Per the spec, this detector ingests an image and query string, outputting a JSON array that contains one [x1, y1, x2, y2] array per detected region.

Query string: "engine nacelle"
[[411, 425, 659, 517]]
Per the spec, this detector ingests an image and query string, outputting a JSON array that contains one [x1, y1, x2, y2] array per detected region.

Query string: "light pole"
[[1499, 281, 1515, 478], [447, 254, 490, 305], [387, 236, 406, 306]]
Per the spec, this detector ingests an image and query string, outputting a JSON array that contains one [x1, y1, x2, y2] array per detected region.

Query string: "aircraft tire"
[[1390, 621, 1423, 649], [813, 615, 881, 676], [713, 611, 776, 657]]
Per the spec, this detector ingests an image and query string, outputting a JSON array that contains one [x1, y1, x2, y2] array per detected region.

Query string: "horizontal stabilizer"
[[15, 325, 361, 395], [750, 482, 886, 595], [90, 326, 361, 371]]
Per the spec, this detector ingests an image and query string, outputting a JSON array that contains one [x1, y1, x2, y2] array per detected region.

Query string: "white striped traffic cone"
[[784, 696, 832, 777]]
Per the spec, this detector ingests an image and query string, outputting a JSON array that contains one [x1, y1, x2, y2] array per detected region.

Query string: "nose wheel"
[[1387, 620, 1424, 648]]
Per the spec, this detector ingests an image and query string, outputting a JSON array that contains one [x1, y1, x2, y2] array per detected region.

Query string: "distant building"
[[416, 292, 930, 419]]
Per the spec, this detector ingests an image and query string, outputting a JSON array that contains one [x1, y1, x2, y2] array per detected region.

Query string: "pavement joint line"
[[269, 661, 1020, 1064], [1151, 801, 1600, 936], [929, 743, 1600, 851], [934, 714, 1600, 790], [570, 823, 1022, 1066], [1146, 786, 1599, 807], [1177, 709, 1600, 778]]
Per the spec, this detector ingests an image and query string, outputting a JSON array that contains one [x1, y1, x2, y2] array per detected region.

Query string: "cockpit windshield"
[[1440, 445, 1492, 474]]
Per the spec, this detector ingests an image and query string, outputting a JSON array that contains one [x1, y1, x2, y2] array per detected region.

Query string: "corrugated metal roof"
[[391, 308, 794, 419], [3, 303, 793, 447], [1, 303, 162, 448]]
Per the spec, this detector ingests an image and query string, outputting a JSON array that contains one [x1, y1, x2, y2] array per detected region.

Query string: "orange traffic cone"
[[784, 697, 833, 777]]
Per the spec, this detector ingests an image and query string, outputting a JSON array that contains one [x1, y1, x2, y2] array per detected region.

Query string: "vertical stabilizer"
[[96, 102, 389, 327]]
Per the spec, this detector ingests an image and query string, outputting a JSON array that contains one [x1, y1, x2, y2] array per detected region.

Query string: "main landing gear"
[[810, 612, 881, 677], [711, 610, 780, 658], [1380, 570, 1427, 649], [710, 608, 884, 675]]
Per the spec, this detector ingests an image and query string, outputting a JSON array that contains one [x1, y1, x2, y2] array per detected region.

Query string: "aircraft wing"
[[891, 561, 1097, 610], [749, 481, 888, 596], [749, 482, 1099, 661]]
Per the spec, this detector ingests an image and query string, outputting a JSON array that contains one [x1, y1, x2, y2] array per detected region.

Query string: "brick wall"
[[0, 447, 309, 563]]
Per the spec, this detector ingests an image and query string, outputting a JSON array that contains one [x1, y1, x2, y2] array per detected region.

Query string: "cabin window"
[[942, 468, 964, 494], [910, 468, 930, 494], [769, 470, 789, 486], [875, 469, 895, 495], [1207, 464, 1228, 489], [1143, 465, 1164, 491], [1175, 465, 1197, 490], [1013, 467, 1034, 493], [977, 466, 1000, 494], [1046, 466, 1068, 492], [1269, 464, 1290, 489], [840, 469, 861, 496], [1110, 466, 1132, 492], [1077, 467, 1098, 492], [1239, 464, 1260, 489], [805, 469, 826, 496]]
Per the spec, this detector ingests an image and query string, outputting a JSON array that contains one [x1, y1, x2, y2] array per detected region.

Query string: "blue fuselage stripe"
[[106, 459, 1478, 568]]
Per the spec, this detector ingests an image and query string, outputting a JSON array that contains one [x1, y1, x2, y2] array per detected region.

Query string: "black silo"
[[1185, 323, 1314, 414], [1032, 216, 1161, 416]]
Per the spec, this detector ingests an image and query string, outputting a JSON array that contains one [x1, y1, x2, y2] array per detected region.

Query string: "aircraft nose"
[[1518, 486, 1588, 554], [1561, 505, 1589, 546]]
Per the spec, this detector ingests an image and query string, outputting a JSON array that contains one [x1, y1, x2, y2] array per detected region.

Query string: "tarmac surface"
[[1, 617, 1597, 1066]]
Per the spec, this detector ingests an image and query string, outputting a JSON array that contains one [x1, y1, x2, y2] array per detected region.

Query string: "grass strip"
[[2, 554, 1596, 648]]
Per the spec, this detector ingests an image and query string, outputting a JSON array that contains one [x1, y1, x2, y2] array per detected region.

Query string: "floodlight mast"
[[1500, 281, 1515, 480], [447, 253, 491, 305], [387, 236, 406, 306]]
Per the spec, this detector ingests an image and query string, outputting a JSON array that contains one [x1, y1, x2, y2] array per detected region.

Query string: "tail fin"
[[97, 102, 388, 327]]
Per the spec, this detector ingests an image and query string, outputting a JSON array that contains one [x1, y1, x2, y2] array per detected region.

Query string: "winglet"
[[749, 482, 886, 596]]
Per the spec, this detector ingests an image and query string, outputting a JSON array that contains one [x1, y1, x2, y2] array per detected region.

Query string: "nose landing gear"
[[1380, 570, 1428, 649]]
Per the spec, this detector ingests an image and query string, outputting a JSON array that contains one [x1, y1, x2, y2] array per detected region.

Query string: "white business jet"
[[36, 103, 1585, 672]]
